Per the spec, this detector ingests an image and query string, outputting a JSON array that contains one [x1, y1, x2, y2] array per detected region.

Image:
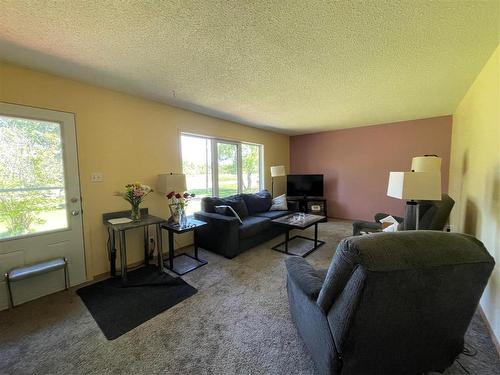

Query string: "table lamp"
[[156, 173, 187, 194], [157, 173, 187, 222], [270, 165, 286, 197], [411, 155, 442, 172], [387, 171, 441, 230]]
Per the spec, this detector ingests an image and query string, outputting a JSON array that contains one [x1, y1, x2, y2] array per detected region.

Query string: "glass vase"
[[169, 204, 180, 224], [180, 207, 188, 227], [131, 204, 141, 221]]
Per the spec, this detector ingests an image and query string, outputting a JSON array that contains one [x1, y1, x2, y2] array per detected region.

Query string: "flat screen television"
[[287, 174, 324, 197]]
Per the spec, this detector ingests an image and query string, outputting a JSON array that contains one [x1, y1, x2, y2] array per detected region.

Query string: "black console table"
[[103, 208, 166, 284], [287, 197, 328, 222]]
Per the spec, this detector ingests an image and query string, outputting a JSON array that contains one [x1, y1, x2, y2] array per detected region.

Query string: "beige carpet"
[[0, 220, 498, 374]]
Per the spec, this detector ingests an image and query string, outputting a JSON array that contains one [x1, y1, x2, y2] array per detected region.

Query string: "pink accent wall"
[[290, 116, 452, 221]]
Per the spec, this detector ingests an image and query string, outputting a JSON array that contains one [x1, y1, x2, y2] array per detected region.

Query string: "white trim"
[[211, 139, 219, 196]]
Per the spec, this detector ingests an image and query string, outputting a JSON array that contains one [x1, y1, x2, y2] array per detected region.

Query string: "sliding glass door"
[[215, 141, 239, 198], [181, 134, 263, 213], [241, 143, 261, 193]]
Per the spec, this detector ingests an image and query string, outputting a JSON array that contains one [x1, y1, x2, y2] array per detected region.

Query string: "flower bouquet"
[[114, 182, 153, 221], [166, 191, 195, 225]]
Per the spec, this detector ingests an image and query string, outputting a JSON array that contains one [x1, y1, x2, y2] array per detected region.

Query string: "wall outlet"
[[91, 172, 104, 183]]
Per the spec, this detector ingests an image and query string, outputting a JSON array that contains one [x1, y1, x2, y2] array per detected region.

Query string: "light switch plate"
[[91, 172, 104, 182]]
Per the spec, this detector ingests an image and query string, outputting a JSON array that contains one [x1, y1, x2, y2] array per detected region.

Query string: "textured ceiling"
[[0, 1, 499, 135]]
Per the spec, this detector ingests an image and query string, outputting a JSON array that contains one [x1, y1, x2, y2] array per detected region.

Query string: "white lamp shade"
[[411, 156, 441, 172], [387, 171, 441, 201], [156, 173, 187, 194], [270, 165, 286, 177]]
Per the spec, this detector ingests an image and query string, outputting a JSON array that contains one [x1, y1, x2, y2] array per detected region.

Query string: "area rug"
[[2, 221, 498, 374], [76, 266, 197, 340]]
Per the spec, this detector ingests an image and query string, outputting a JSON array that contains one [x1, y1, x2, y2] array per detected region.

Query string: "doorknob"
[[71, 210, 80, 216], [70, 197, 78, 203]]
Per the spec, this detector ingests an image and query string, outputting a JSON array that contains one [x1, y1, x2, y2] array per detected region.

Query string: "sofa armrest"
[[194, 211, 240, 258], [194, 211, 240, 223], [285, 257, 324, 300]]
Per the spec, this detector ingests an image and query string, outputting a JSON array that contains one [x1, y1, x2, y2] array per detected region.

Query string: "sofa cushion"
[[241, 190, 272, 214], [201, 195, 249, 218], [221, 196, 249, 218], [201, 197, 225, 213], [238, 216, 272, 239], [253, 210, 291, 220]]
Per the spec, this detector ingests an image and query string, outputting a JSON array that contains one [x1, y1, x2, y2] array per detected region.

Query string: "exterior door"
[[0, 102, 86, 310]]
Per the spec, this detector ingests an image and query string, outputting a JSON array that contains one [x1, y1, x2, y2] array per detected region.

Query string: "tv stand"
[[287, 196, 328, 222]]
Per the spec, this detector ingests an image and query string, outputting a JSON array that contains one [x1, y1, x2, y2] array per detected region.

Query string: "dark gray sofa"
[[352, 193, 455, 235], [194, 190, 291, 258], [286, 231, 495, 375]]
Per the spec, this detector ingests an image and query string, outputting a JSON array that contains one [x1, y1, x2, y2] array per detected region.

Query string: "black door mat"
[[77, 266, 197, 340]]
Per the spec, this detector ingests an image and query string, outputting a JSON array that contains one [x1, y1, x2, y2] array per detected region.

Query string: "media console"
[[287, 197, 328, 222]]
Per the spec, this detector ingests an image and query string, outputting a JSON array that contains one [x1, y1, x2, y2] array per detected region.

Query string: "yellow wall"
[[449, 45, 500, 341], [0, 62, 289, 278]]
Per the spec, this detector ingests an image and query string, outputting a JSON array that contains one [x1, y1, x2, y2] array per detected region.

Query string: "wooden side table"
[[160, 219, 208, 276]]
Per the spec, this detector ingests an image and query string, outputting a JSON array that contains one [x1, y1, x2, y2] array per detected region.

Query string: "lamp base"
[[404, 201, 418, 230]]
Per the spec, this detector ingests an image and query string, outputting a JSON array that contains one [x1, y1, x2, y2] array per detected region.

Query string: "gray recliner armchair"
[[352, 193, 455, 235], [286, 231, 494, 375]]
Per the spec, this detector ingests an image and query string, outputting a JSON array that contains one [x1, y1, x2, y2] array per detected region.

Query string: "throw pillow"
[[269, 194, 288, 211], [221, 196, 249, 218], [241, 190, 272, 214], [214, 205, 243, 224], [201, 196, 225, 213]]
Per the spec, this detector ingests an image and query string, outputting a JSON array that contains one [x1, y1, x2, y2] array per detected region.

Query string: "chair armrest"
[[285, 257, 324, 300], [352, 220, 381, 236], [374, 212, 404, 223]]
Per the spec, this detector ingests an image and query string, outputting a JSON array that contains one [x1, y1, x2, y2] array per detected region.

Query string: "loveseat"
[[194, 190, 291, 258]]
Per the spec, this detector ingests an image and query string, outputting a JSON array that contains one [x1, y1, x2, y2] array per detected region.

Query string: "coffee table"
[[271, 213, 326, 257]]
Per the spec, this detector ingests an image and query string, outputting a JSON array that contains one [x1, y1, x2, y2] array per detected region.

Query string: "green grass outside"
[[0, 208, 67, 239], [186, 173, 259, 197], [189, 186, 258, 198]]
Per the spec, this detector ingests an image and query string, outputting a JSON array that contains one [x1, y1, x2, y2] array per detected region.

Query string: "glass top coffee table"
[[271, 213, 326, 257]]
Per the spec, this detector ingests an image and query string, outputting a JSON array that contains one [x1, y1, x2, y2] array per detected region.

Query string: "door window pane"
[[0, 115, 68, 239], [217, 142, 238, 197], [181, 135, 212, 215], [242, 144, 261, 193]]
